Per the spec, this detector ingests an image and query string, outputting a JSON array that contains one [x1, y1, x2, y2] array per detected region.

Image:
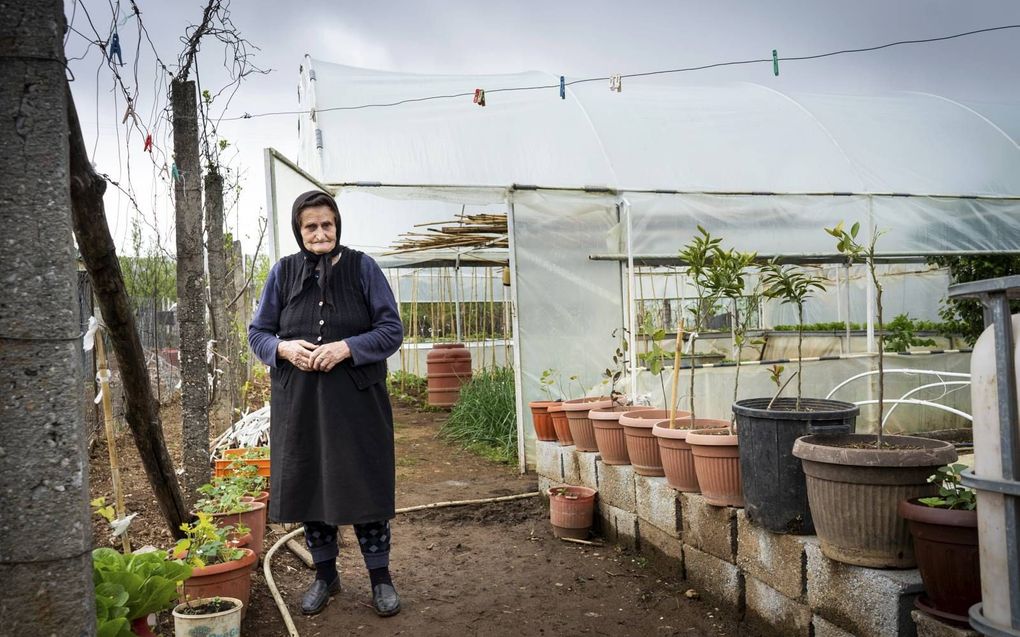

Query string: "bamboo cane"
[[668, 321, 685, 429], [95, 329, 131, 553]]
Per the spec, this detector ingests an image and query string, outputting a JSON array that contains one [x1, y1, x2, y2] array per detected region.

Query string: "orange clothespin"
[[473, 88, 486, 107]]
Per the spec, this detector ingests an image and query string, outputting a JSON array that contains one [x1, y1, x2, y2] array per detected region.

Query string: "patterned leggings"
[[303, 520, 391, 570]]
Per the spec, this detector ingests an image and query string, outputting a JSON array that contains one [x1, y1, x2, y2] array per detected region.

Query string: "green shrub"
[[387, 370, 429, 407], [441, 367, 517, 464]]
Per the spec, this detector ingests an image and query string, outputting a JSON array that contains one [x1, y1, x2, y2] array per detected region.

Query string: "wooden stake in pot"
[[668, 322, 685, 429]]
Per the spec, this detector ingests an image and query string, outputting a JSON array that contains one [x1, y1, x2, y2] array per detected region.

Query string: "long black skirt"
[[267, 362, 395, 525]]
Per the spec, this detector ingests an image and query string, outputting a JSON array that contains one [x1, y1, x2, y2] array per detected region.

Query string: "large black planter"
[[733, 397, 858, 534]]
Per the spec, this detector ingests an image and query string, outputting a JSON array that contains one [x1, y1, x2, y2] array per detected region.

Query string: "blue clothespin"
[[559, 76, 565, 100], [171, 163, 180, 182], [109, 32, 124, 66], [772, 49, 779, 77]]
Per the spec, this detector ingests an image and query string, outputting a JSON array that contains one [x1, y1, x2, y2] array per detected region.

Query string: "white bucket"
[[172, 597, 243, 637]]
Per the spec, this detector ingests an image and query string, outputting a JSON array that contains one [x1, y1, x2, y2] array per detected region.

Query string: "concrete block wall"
[[537, 441, 963, 637]]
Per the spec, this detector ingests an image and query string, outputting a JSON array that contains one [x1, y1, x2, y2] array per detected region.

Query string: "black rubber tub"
[[733, 397, 858, 534]]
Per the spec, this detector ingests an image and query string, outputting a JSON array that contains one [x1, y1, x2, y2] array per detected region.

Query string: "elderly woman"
[[248, 190, 404, 617]]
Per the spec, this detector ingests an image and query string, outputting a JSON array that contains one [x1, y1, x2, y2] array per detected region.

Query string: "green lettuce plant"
[[93, 548, 192, 636]]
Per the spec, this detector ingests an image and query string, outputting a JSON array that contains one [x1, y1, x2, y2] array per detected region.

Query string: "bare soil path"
[[89, 398, 756, 636]]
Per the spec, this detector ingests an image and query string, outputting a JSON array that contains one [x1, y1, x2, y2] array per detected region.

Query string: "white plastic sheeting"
[[277, 59, 1020, 469]]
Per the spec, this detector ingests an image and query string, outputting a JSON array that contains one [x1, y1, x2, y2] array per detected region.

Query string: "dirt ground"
[[89, 397, 758, 636]]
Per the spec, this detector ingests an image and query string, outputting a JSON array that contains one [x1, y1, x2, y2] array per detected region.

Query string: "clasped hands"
[[277, 339, 351, 372]]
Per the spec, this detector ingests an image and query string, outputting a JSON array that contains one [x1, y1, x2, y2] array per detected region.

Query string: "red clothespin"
[[473, 88, 486, 107], [143, 133, 153, 152]]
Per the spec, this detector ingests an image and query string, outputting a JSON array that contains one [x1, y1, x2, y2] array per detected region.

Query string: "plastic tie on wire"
[[143, 133, 152, 152], [473, 88, 486, 107], [83, 316, 102, 352], [559, 76, 565, 99], [109, 32, 124, 66], [772, 49, 779, 76], [609, 74, 622, 92]]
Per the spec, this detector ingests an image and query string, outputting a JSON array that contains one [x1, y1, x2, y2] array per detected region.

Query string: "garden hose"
[[263, 491, 541, 635]]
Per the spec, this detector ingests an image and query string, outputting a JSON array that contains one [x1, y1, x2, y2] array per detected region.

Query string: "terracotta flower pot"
[[619, 410, 690, 476], [654, 419, 731, 493], [688, 428, 743, 507], [529, 400, 560, 441], [548, 403, 572, 446], [562, 397, 614, 452], [793, 434, 957, 568], [898, 498, 980, 625], [548, 485, 597, 539], [591, 405, 653, 465], [180, 548, 256, 618], [201, 501, 267, 558]]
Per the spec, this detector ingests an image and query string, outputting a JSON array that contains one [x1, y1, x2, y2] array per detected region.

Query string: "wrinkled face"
[[299, 206, 337, 255]]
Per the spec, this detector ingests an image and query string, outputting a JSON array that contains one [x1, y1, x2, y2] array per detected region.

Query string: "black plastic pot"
[[733, 397, 858, 534]]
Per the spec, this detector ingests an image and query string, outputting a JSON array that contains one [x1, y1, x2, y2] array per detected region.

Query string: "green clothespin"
[[171, 163, 181, 182], [772, 49, 779, 76]]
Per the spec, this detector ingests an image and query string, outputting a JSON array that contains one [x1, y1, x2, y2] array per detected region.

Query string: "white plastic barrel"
[[969, 313, 1020, 630]]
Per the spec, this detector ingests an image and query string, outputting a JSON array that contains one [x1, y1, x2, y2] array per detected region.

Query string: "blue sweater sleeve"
[[347, 255, 404, 366], [247, 262, 284, 368]]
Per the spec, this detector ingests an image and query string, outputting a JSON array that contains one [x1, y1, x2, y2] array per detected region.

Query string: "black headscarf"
[[288, 190, 343, 305]]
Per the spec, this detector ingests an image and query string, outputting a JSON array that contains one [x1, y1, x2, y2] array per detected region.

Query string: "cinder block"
[[637, 518, 683, 575], [561, 447, 580, 485], [599, 502, 638, 549], [536, 441, 562, 481], [745, 576, 811, 637], [681, 493, 737, 563], [596, 461, 636, 511], [736, 510, 811, 600], [806, 541, 923, 637], [911, 610, 979, 637], [538, 475, 554, 500], [577, 450, 599, 492], [635, 475, 682, 537], [812, 615, 856, 637], [683, 544, 744, 614]]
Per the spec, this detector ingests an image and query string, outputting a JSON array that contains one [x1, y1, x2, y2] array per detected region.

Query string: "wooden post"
[[94, 328, 131, 553], [668, 322, 685, 428]]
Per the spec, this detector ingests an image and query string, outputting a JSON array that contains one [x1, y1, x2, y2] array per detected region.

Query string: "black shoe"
[[301, 575, 341, 615], [371, 583, 401, 617]]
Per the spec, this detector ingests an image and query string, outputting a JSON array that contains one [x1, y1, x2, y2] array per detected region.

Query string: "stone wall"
[[537, 441, 972, 637]]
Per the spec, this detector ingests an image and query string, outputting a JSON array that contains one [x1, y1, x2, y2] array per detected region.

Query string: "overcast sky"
[[66, 0, 1020, 256]]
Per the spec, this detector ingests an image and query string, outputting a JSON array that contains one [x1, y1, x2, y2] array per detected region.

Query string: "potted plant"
[[898, 463, 980, 626], [793, 222, 957, 567], [528, 368, 561, 442], [172, 596, 243, 637], [547, 484, 598, 539], [195, 476, 268, 557], [563, 333, 630, 452], [93, 547, 192, 637], [214, 445, 270, 479], [174, 512, 257, 615], [547, 372, 585, 446], [229, 459, 269, 504], [734, 260, 858, 533], [687, 240, 757, 507], [652, 319, 729, 493]]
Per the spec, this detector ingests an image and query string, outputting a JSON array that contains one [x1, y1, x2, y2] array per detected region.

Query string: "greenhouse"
[[263, 57, 1020, 469]]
